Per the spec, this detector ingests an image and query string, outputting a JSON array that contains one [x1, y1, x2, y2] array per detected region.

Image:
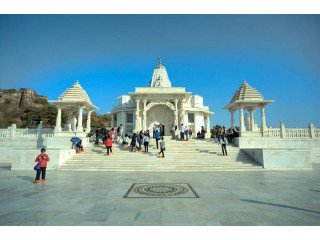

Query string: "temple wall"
[[194, 112, 205, 134], [234, 137, 320, 169], [11, 148, 76, 170]]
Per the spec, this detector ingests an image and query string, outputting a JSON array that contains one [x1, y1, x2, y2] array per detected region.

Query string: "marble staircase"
[[59, 137, 263, 171]]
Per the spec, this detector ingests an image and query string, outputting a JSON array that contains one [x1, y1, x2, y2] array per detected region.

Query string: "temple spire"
[[150, 57, 171, 87]]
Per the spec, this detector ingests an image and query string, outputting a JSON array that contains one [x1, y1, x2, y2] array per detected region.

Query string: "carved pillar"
[[205, 115, 211, 138], [77, 107, 83, 132], [142, 100, 147, 131], [230, 110, 235, 129], [179, 99, 185, 125], [37, 121, 43, 139], [280, 121, 285, 138], [239, 106, 245, 134], [308, 123, 315, 138], [72, 117, 77, 131], [86, 110, 93, 133], [10, 124, 16, 138], [135, 99, 141, 131], [249, 107, 255, 131], [54, 108, 62, 132], [174, 99, 179, 125], [260, 105, 267, 136]]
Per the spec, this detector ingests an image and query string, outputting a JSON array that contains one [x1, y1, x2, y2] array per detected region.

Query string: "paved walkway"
[[0, 162, 319, 226]]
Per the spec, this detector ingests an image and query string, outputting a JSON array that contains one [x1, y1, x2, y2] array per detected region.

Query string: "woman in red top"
[[108, 129, 113, 140], [34, 148, 50, 183], [105, 136, 113, 156]]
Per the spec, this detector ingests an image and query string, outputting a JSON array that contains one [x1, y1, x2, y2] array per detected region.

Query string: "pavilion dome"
[[149, 59, 172, 88], [229, 80, 264, 104], [59, 80, 93, 104]]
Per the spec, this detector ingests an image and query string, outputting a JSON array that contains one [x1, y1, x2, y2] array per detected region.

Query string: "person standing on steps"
[[180, 124, 185, 141], [184, 124, 189, 141], [34, 148, 50, 183], [130, 133, 137, 152], [220, 134, 228, 156], [171, 123, 176, 139], [143, 133, 150, 152], [137, 131, 143, 151], [105, 136, 113, 156], [158, 137, 166, 158], [117, 124, 123, 143], [155, 129, 160, 149]]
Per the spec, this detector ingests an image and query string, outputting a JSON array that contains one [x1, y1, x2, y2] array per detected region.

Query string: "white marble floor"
[[0, 162, 319, 226]]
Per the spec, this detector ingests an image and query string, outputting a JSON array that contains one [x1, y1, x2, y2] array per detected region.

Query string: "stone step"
[[61, 139, 261, 171]]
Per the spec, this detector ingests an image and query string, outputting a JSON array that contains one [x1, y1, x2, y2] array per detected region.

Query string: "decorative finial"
[[157, 56, 162, 65]]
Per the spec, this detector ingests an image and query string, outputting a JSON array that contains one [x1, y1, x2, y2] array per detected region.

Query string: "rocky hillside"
[[0, 88, 111, 129], [0, 88, 56, 128]]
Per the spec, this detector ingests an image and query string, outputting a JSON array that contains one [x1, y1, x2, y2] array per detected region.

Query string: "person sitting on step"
[[122, 133, 129, 146]]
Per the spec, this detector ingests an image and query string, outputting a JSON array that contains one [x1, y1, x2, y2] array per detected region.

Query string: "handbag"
[[34, 162, 41, 171], [34, 158, 42, 171]]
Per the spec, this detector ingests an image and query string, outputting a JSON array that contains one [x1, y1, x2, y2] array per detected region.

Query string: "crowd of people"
[[32, 122, 241, 183], [88, 122, 240, 158], [86, 122, 241, 158]]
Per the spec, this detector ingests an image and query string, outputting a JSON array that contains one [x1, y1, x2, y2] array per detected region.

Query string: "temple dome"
[[149, 59, 172, 88], [59, 80, 93, 104], [229, 80, 264, 103]]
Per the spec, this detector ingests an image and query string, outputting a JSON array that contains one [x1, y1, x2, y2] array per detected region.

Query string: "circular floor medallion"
[[133, 184, 189, 197]]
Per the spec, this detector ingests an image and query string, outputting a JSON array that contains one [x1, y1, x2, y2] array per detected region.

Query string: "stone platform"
[[1, 161, 319, 226]]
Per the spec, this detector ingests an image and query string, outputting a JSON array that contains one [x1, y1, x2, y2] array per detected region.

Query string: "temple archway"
[[146, 105, 174, 136]]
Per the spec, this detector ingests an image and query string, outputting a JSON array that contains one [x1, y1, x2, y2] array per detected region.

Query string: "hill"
[[0, 88, 111, 129]]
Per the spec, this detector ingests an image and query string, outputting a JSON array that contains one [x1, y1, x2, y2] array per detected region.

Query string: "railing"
[[267, 122, 319, 139], [42, 128, 54, 137], [0, 123, 54, 139], [285, 128, 309, 138], [0, 129, 11, 138], [15, 129, 38, 138], [267, 128, 280, 138], [315, 129, 320, 138]]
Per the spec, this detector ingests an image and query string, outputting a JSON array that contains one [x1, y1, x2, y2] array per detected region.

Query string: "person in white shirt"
[[220, 134, 228, 156], [158, 137, 166, 158], [180, 124, 185, 141], [143, 133, 150, 152], [184, 124, 189, 141]]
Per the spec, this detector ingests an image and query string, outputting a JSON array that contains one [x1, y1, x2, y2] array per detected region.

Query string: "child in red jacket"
[[105, 136, 113, 156], [34, 148, 50, 183]]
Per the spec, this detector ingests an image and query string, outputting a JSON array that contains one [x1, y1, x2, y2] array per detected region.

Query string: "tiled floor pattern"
[[0, 163, 319, 226]]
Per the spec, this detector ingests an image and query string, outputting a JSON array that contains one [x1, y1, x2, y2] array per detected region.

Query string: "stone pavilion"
[[49, 80, 98, 138], [224, 80, 274, 137]]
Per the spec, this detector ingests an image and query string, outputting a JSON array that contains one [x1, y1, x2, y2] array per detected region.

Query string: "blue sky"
[[0, 15, 319, 127]]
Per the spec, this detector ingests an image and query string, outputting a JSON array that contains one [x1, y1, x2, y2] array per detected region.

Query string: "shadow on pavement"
[[241, 199, 320, 214], [17, 175, 34, 183]]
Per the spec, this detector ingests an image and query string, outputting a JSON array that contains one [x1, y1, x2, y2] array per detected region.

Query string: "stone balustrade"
[[267, 122, 319, 138], [0, 129, 11, 138], [15, 129, 38, 138], [314, 129, 320, 138], [285, 129, 310, 138], [267, 128, 281, 138], [0, 123, 53, 139]]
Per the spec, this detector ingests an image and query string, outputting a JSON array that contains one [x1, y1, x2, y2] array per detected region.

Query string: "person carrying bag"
[[34, 148, 50, 183]]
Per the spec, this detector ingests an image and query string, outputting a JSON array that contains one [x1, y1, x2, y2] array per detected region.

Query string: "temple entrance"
[[146, 105, 174, 136]]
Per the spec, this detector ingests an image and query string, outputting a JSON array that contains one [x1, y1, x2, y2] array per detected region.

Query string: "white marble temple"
[[111, 58, 213, 136]]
